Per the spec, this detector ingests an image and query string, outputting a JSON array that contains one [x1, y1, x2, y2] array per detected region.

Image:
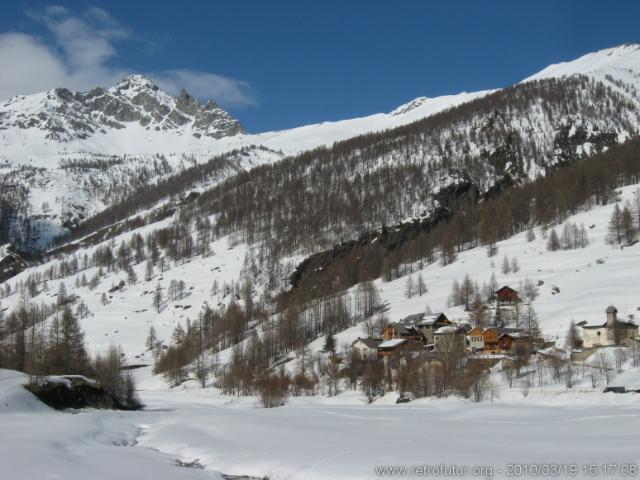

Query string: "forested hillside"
[[2, 44, 640, 402]]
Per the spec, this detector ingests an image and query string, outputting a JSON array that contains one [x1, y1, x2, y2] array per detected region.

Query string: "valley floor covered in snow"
[[2, 368, 640, 480]]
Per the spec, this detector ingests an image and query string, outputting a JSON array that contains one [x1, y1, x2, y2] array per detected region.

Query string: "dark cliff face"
[[553, 124, 619, 165], [288, 177, 480, 294], [285, 117, 624, 301]]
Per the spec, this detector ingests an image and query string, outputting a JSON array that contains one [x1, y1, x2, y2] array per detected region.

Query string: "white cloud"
[[153, 70, 256, 108], [0, 33, 69, 98], [0, 6, 254, 108]]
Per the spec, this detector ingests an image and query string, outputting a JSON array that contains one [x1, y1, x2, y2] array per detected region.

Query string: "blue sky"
[[1, 1, 639, 132]]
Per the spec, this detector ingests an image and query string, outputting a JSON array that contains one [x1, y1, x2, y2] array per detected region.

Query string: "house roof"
[[496, 327, 525, 335], [397, 312, 450, 327], [417, 312, 450, 326], [496, 286, 518, 294], [581, 320, 638, 330], [388, 322, 418, 336], [458, 322, 473, 333], [498, 332, 520, 340], [606, 305, 618, 314], [435, 325, 459, 335], [400, 313, 425, 325], [352, 337, 382, 348], [378, 339, 407, 349]]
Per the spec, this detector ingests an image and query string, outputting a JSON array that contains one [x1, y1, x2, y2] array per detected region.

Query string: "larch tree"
[[526, 228, 536, 242], [59, 306, 88, 374], [152, 282, 163, 313], [607, 203, 623, 244], [146, 326, 158, 351], [524, 302, 541, 339], [510, 256, 520, 273], [470, 293, 486, 327], [633, 188, 640, 228], [565, 320, 581, 350], [501, 256, 511, 275], [145, 260, 154, 282], [126, 265, 137, 285], [621, 204, 635, 243], [172, 323, 185, 344], [416, 274, 427, 296], [546, 228, 561, 251], [404, 275, 414, 299]]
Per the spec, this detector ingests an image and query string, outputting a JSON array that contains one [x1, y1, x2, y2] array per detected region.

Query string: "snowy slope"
[[263, 184, 640, 369], [0, 80, 490, 166], [4, 43, 640, 168], [2, 45, 640, 363], [4, 44, 640, 250], [523, 43, 640, 108], [0, 369, 225, 480], [524, 44, 640, 85], [356, 184, 640, 344], [0, 75, 490, 247], [2, 182, 640, 368], [3, 365, 640, 480]]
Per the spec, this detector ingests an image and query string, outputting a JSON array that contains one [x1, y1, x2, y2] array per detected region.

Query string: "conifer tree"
[[59, 306, 88, 373], [525, 302, 541, 339], [608, 203, 623, 244], [510, 257, 520, 273], [565, 320, 581, 350], [126, 265, 137, 285], [621, 204, 635, 243], [546, 228, 561, 251], [146, 326, 158, 351], [404, 275, 414, 299], [152, 282, 163, 313], [416, 273, 427, 296], [145, 260, 154, 282], [323, 332, 336, 354], [501, 256, 511, 275], [526, 228, 536, 242], [172, 323, 185, 344]]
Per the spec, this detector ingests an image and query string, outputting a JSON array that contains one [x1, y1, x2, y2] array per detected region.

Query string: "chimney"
[[606, 306, 618, 328]]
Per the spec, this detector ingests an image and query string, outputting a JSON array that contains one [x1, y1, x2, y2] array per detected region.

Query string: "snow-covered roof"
[[417, 312, 448, 326], [378, 339, 407, 349], [435, 325, 458, 335], [352, 337, 382, 348], [582, 320, 638, 330], [400, 313, 425, 325]]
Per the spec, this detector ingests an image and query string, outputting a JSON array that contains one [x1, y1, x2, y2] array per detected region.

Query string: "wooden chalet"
[[383, 322, 423, 342], [482, 327, 501, 353], [495, 286, 519, 305], [466, 327, 484, 351], [475, 327, 528, 354]]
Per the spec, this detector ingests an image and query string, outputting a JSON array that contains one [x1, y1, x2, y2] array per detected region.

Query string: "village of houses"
[[351, 285, 640, 395]]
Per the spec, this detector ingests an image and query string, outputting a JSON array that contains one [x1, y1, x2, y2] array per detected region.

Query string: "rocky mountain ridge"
[[0, 74, 245, 144]]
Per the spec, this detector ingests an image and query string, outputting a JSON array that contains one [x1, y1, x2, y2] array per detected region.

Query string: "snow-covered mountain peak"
[[523, 43, 640, 84], [0, 74, 245, 147], [390, 96, 431, 115], [113, 73, 160, 92]]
